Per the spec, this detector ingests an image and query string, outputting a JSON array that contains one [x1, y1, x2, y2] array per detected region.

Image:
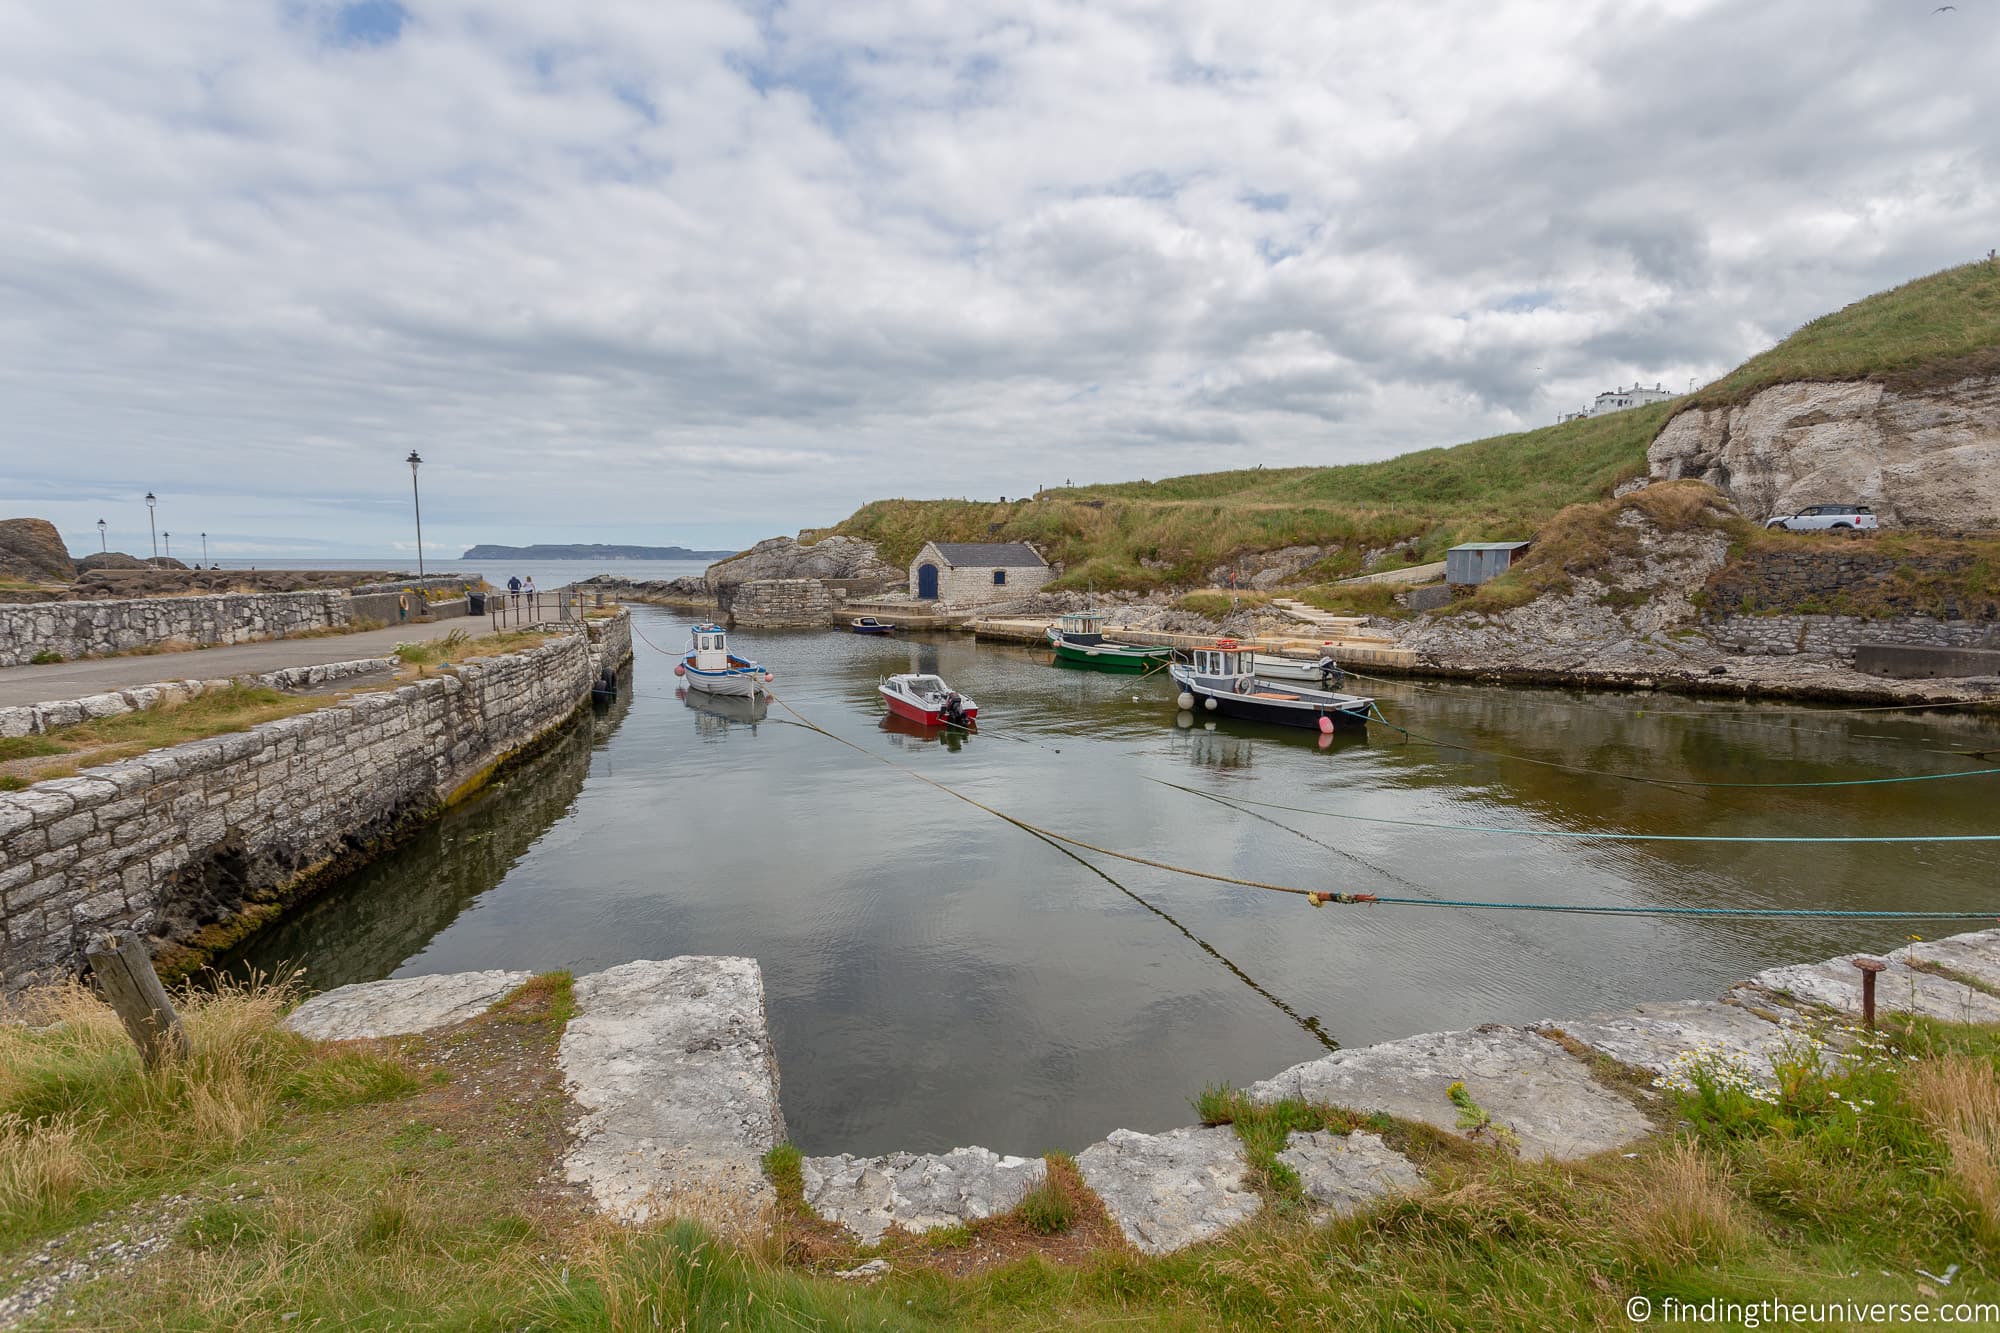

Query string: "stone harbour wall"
[[727, 578, 835, 627], [0, 591, 350, 667], [0, 628, 608, 990], [583, 609, 633, 673], [1707, 546, 2000, 622], [1711, 613, 2000, 661]]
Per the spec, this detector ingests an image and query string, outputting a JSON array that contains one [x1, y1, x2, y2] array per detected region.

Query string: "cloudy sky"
[[3, 0, 1995, 559]]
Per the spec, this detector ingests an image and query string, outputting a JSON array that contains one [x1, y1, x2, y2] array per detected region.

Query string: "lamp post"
[[163, 532, 171, 561], [145, 492, 157, 561], [406, 450, 425, 578], [200, 532, 208, 566], [96, 519, 106, 552]]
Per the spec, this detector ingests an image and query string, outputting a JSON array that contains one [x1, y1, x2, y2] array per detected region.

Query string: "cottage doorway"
[[917, 563, 939, 599]]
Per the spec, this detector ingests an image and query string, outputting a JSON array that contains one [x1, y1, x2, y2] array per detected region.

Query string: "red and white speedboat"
[[879, 673, 977, 727]]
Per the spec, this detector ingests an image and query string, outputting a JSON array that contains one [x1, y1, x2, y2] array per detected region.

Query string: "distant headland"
[[459, 542, 739, 561]]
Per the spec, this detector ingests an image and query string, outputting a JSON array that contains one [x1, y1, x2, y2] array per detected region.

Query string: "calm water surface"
[[229, 607, 2000, 1157]]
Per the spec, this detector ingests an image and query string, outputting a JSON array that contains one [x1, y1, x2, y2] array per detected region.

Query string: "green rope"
[[1369, 716, 2000, 789], [1329, 897, 2000, 920], [1144, 777, 2000, 844]]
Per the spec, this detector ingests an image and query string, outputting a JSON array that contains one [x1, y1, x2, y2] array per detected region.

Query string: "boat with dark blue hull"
[[1168, 641, 1375, 732]]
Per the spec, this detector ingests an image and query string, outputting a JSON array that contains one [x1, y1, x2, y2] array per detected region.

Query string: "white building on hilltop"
[[1560, 381, 1679, 423]]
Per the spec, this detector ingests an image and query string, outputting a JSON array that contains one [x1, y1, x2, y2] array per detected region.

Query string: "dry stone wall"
[[0, 625, 616, 990], [1711, 613, 1999, 661]]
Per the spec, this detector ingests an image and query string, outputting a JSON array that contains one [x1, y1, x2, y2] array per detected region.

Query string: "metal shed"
[[1445, 541, 1530, 587]]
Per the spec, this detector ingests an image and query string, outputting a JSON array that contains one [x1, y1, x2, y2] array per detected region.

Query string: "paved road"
[[0, 619, 479, 707]]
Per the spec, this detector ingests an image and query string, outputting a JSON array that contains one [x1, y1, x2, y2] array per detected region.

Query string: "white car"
[[1765, 504, 1878, 533]]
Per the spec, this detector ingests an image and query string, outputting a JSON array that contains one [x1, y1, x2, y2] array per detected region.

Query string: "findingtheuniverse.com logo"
[[1626, 1296, 2000, 1326]]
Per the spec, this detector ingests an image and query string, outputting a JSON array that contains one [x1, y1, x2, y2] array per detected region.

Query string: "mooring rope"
[[1142, 776, 2000, 845], [631, 619, 2000, 916], [1366, 716, 2000, 789]]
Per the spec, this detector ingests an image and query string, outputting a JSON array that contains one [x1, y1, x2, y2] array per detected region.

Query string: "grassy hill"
[[1682, 259, 2000, 412], [824, 260, 1999, 592]]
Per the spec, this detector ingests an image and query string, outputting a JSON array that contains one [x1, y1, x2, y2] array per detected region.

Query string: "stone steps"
[[280, 925, 2000, 1257]]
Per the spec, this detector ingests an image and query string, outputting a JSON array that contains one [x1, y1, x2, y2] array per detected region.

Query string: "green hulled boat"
[[1046, 612, 1174, 673]]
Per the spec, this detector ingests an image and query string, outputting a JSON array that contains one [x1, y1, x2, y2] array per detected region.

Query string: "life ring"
[[1215, 638, 1239, 649], [1234, 675, 1254, 694], [398, 593, 410, 612]]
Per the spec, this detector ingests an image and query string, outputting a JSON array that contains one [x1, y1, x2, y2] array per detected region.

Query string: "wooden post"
[[85, 931, 190, 1068]]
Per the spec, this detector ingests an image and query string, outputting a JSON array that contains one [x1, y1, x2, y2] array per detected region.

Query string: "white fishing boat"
[[1169, 640, 1375, 733], [675, 624, 772, 697]]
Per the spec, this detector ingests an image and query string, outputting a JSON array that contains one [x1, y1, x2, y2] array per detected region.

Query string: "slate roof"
[[925, 542, 1049, 568]]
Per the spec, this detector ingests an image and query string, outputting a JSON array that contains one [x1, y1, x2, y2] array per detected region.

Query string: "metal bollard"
[[1852, 956, 1888, 1028]]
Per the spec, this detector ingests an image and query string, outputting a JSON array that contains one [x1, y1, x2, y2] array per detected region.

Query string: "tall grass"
[[0, 976, 413, 1244]]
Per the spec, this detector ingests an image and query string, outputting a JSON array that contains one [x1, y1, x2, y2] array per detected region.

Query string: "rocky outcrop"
[[1205, 545, 1330, 591], [704, 536, 899, 594], [1649, 378, 2000, 529], [0, 519, 76, 584], [285, 970, 532, 1040], [800, 1148, 1046, 1243], [75, 552, 148, 573], [1388, 502, 1732, 673]]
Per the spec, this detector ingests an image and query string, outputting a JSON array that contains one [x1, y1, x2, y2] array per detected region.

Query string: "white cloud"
[[2, 0, 1995, 556]]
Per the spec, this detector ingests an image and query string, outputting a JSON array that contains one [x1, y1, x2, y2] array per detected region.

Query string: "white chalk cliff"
[[1648, 376, 2000, 529]]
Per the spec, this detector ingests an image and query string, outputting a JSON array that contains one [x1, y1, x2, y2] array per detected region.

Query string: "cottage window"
[[993, 569, 1007, 586]]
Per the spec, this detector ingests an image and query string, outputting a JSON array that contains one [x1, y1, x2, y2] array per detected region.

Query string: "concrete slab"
[[1246, 1025, 1653, 1161], [800, 1148, 1046, 1243], [559, 957, 785, 1232], [1740, 955, 2000, 1025], [283, 969, 531, 1040], [1537, 1000, 1801, 1080], [1075, 1126, 1260, 1256], [1276, 1131, 1422, 1215]]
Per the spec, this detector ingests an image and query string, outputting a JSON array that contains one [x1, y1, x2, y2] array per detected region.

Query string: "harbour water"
[[228, 606, 2000, 1158]]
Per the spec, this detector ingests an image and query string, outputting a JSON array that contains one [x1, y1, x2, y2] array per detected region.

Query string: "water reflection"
[[223, 673, 628, 991], [224, 611, 2000, 1157], [681, 686, 770, 732], [880, 713, 973, 751]]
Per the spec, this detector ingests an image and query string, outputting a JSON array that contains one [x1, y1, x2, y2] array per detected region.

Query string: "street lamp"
[[145, 492, 157, 561], [201, 532, 208, 566], [406, 450, 425, 578], [96, 519, 106, 552]]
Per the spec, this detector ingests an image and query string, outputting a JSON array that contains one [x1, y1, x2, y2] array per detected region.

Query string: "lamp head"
[[145, 492, 156, 508], [406, 450, 423, 471]]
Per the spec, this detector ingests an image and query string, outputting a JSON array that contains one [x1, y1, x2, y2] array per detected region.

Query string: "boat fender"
[[1318, 715, 1334, 735], [1176, 692, 1195, 710], [1203, 696, 1217, 711], [674, 663, 686, 677]]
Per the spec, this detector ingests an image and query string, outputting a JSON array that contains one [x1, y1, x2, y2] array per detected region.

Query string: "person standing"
[[507, 574, 522, 612], [523, 575, 537, 616]]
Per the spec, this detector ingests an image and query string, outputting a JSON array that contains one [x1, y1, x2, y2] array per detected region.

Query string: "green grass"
[[27, 650, 63, 665], [9, 973, 2000, 1330], [0, 684, 330, 784], [393, 627, 550, 668], [1683, 258, 2000, 412]]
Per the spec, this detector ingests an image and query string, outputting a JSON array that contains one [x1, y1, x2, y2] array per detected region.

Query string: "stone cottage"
[[908, 542, 1052, 607]]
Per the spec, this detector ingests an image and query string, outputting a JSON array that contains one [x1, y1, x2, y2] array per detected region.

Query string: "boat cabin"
[[898, 673, 950, 699], [1056, 611, 1106, 644], [690, 624, 732, 671], [1189, 646, 1253, 678]]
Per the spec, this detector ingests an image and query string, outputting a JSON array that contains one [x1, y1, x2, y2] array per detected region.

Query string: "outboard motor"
[[940, 692, 971, 728], [1317, 656, 1344, 689]]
